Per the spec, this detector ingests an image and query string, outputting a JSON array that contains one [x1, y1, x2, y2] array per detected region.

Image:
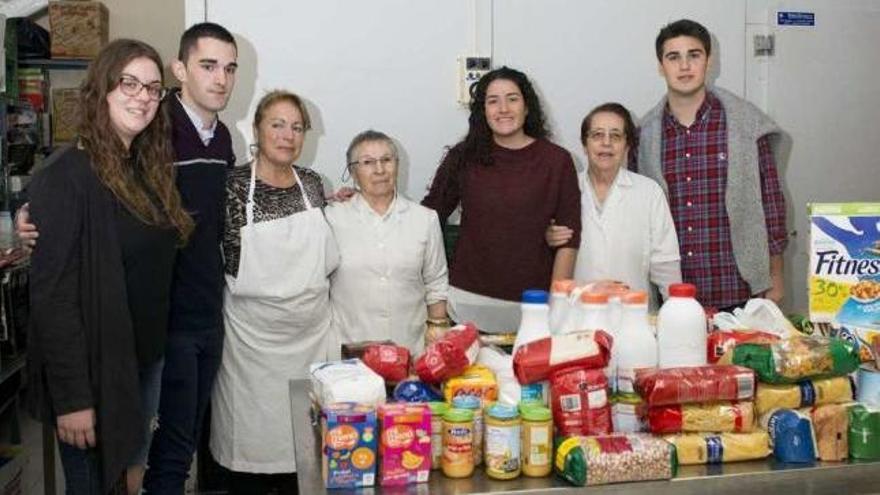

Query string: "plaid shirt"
[[662, 91, 787, 308]]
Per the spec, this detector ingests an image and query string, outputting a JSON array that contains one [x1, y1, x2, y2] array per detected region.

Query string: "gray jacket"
[[637, 86, 783, 295]]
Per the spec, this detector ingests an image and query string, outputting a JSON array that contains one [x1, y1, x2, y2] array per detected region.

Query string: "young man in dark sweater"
[[142, 23, 238, 494]]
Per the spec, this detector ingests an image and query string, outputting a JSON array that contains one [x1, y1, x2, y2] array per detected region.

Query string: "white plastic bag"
[[476, 345, 521, 404], [309, 358, 386, 406], [734, 298, 799, 338]]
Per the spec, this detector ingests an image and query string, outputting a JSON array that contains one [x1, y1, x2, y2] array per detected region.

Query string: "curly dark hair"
[[79, 38, 193, 242]]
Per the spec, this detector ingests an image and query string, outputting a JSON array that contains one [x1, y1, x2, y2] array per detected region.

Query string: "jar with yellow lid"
[[428, 401, 449, 469], [441, 408, 474, 478], [520, 404, 553, 477], [484, 403, 521, 480]]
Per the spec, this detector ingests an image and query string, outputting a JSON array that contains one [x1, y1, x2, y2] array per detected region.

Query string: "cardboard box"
[[809, 202, 880, 362], [321, 402, 377, 489], [52, 87, 79, 143], [48, 1, 108, 59]]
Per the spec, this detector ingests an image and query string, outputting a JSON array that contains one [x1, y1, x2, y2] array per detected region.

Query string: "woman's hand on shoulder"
[[546, 219, 573, 248], [326, 186, 357, 203]]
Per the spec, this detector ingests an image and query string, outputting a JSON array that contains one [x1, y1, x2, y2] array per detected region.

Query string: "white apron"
[[210, 164, 339, 473]]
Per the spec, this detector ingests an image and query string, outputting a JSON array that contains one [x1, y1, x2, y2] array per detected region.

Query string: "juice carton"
[[378, 403, 432, 485], [809, 203, 880, 362], [321, 402, 378, 489]]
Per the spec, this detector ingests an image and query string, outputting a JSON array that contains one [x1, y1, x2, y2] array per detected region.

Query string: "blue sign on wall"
[[778, 11, 815, 26]]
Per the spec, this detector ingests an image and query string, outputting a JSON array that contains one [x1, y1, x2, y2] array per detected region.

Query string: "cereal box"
[[809, 203, 880, 362], [378, 403, 432, 485], [442, 364, 499, 405], [321, 403, 377, 489]]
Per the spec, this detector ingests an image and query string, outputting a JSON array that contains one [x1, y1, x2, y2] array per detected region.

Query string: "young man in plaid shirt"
[[636, 19, 788, 311]]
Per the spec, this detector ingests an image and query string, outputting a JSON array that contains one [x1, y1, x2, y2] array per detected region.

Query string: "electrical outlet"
[[458, 56, 491, 105]]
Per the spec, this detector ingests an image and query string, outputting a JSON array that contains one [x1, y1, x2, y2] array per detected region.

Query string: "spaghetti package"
[[811, 404, 850, 461], [731, 336, 860, 384], [635, 365, 756, 406], [513, 330, 612, 384], [550, 366, 612, 436], [362, 343, 411, 383], [664, 432, 771, 465], [555, 434, 676, 486], [414, 322, 479, 384], [708, 330, 780, 364], [646, 402, 755, 434], [759, 409, 817, 463], [754, 377, 854, 415]]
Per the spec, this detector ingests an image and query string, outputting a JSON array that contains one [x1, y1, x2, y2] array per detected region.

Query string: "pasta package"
[[555, 434, 677, 486], [731, 336, 860, 384], [513, 330, 612, 384], [635, 365, 756, 406], [664, 432, 771, 465], [362, 343, 411, 383], [849, 404, 880, 459], [709, 330, 779, 364], [810, 404, 850, 461], [754, 376, 854, 415], [759, 409, 817, 463], [646, 402, 755, 434]]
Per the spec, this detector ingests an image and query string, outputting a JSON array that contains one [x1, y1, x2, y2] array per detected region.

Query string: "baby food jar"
[[452, 395, 483, 465], [428, 401, 449, 469], [484, 403, 521, 480], [520, 404, 553, 477], [442, 408, 474, 478]]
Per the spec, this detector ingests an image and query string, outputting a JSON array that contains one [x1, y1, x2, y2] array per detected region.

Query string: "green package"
[[731, 337, 860, 384], [849, 404, 880, 459]]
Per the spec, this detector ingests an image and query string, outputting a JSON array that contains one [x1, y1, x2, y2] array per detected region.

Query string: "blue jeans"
[[143, 327, 223, 494], [59, 360, 163, 494], [58, 442, 102, 495]]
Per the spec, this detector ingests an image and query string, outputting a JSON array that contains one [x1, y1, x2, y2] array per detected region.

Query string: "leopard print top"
[[223, 162, 326, 277]]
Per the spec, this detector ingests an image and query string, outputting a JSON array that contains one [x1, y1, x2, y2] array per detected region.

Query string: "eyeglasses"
[[587, 130, 626, 144], [117, 75, 167, 101], [347, 156, 396, 169]]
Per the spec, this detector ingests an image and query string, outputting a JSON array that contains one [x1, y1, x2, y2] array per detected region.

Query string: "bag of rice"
[[664, 432, 770, 465], [754, 377, 854, 415], [555, 434, 676, 486], [759, 409, 817, 463]]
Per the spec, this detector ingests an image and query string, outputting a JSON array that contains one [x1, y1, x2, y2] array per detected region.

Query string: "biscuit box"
[[378, 403, 432, 485], [809, 203, 880, 363], [321, 402, 378, 489]]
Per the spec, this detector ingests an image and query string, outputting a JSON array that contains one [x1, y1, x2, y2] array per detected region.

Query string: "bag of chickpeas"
[[555, 434, 677, 486]]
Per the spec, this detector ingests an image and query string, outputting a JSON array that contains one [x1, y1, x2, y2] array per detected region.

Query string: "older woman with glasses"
[[546, 103, 681, 306], [326, 130, 449, 355]]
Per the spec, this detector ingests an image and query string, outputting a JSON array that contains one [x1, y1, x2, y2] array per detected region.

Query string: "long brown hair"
[[78, 39, 193, 242]]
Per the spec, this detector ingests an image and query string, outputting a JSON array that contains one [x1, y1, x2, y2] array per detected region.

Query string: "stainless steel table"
[[290, 379, 880, 494]]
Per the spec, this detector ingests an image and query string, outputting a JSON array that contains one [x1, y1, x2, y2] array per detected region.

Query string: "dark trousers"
[[57, 443, 103, 495], [228, 471, 298, 495], [143, 326, 223, 494]]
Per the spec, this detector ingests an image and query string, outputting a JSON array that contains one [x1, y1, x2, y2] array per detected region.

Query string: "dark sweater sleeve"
[[421, 148, 462, 224], [554, 152, 582, 249], [29, 164, 93, 415]]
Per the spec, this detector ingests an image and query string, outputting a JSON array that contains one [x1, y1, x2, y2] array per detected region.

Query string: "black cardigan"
[[27, 145, 142, 491]]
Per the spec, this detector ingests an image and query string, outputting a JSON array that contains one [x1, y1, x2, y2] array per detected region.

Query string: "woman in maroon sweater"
[[422, 66, 581, 332]]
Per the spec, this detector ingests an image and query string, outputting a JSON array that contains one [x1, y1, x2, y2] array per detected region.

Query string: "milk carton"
[[809, 203, 880, 362], [321, 402, 378, 489], [378, 403, 432, 485]]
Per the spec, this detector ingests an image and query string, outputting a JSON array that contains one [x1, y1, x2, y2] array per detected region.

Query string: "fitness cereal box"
[[378, 403, 432, 485], [809, 203, 880, 362], [321, 402, 377, 489]]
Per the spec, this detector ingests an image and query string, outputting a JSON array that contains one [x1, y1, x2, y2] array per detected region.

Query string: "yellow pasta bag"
[[754, 377, 854, 415], [647, 402, 755, 433], [664, 431, 770, 465]]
